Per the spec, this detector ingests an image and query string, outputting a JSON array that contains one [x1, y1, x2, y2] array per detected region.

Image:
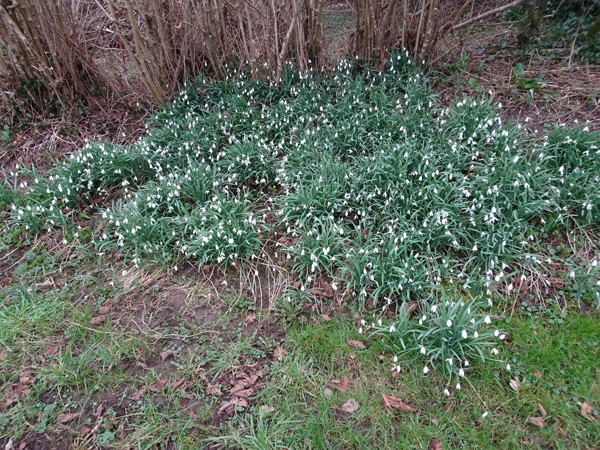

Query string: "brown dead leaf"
[[131, 387, 146, 401], [533, 370, 542, 378], [231, 388, 254, 398], [347, 355, 359, 372], [346, 339, 366, 350], [0, 349, 8, 360], [340, 398, 359, 414], [218, 398, 248, 414], [428, 440, 443, 450], [323, 388, 333, 399], [390, 367, 400, 379], [206, 384, 221, 395], [580, 402, 596, 422], [529, 416, 545, 428], [2, 393, 17, 409], [94, 404, 104, 418], [245, 313, 256, 324], [509, 378, 521, 392], [538, 404, 547, 418], [35, 279, 55, 293], [42, 345, 59, 357], [381, 393, 414, 412], [431, 418, 439, 426], [329, 376, 349, 393], [443, 402, 453, 412], [98, 301, 112, 314], [148, 379, 168, 392], [310, 316, 319, 325], [160, 350, 178, 361], [401, 301, 419, 316], [320, 314, 332, 322], [90, 316, 105, 326], [473, 419, 483, 430], [554, 424, 568, 438], [260, 405, 276, 414], [172, 378, 186, 390], [311, 288, 333, 299], [57, 412, 79, 424], [273, 347, 287, 362]]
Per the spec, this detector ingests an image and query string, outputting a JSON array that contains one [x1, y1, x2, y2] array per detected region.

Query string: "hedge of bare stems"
[[0, 0, 525, 110]]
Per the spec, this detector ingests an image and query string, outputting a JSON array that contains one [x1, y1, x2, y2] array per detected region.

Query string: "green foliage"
[[5, 52, 600, 306], [372, 290, 506, 383]]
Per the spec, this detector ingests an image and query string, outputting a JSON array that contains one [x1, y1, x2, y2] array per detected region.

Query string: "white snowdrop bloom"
[[461, 330, 468, 339], [423, 366, 430, 374], [491, 348, 499, 355], [456, 383, 461, 390], [459, 368, 465, 377], [420, 346, 426, 355], [506, 364, 511, 371], [482, 411, 489, 418], [484, 316, 492, 324], [389, 325, 396, 333], [444, 389, 450, 396], [447, 319, 452, 327]]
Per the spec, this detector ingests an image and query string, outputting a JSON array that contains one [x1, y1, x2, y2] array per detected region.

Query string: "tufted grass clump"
[[4, 52, 600, 308]]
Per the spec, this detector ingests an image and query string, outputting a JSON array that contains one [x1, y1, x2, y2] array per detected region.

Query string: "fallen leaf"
[[381, 393, 414, 412], [80, 425, 92, 437], [245, 313, 256, 324], [320, 314, 332, 322], [57, 412, 79, 424], [390, 367, 400, 379], [35, 279, 55, 293], [431, 418, 439, 426], [94, 404, 104, 418], [473, 419, 483, 430], [428, 440, 443, 450], [217, 398, 248, 414], [90, 316, 105, 326], [231, 388, 253, 398], [131, 387, 146, 401], [311, 288, 333, 298], [340, 398, 359, 414], [509, 378, 521, 392], [554, 424, 568, 438], [323, 388, 333, 399], [273, 347, 287, 362], [0, 349, 8, 360], [42, 345, 59, 357], [529, 416, 544, 428], [148, 378, 168, 392], [2, 393, 17, 408], [173, 378, 186, 390], [329, 376, 349, 393], [346, 339, 366, 350], [98, 302, 112, 314], [533, 370, 542, 378], [260, 405, 275, 414], [401, 301, 419, 316], [206, 384, 221, 395], [347, 355, 359, 372], [580, 402, 596, 422], [443, 403, 453, 412], [538, 404, 547, 418], [160, 350, 178, 361]]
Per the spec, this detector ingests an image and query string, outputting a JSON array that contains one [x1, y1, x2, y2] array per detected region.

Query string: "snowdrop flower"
[[484, 315, 492, 324], [461, 330, 468, 339], [506, 364, 511, 371], [456, 383, 461, 390], [444, 389, 450, 396], [491, 348, 499, 355], [458, 368, 465, 377], [482, 411, 489, 418], [447, 319, 452, 327], [423, 366, 430, 374]]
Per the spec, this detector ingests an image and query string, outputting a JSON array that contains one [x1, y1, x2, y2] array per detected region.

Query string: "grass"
[[0, 52, 599, 448]]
